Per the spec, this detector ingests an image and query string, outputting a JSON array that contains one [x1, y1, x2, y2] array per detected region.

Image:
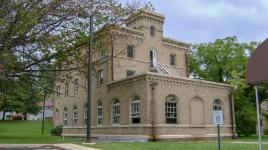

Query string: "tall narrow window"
[[170, 54, 176, 66], [74, 79, 79, 93], [127, 45, 134, 58], [97, 101, 103, 126], [150, 49, 157, 68], [150, 26, 155, 36], [165, 95, 178, 124], [112, 99, 120, 125], [63, 107, 68, 127], [57, 86, 60, 97], [73, 105, 78, 126], [213, 99, 223, 124], [98, 69, 104, 85], [65, 83, 69, 95], [130, 95, 140, 124], [55, 108, 59, 118], [84, 103, 87, 126]]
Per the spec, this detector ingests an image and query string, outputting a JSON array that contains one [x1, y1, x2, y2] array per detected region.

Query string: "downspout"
[[110, 35, 114, 81], [150, 81, 158, 141], [229, 88, 236, 139]]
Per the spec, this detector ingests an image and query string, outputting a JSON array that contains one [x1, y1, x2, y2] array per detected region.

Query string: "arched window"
[[63, 107, 68, 127], [150, 26, 155, 36], [165, 95, 178, 124], [213, 99, 223, 124], [73, 105, 78, 126], [84, 103, 87, 126], [97, 101, 103, 126], [130, 95, 140, 124], [111, 99, 120, 125], [190, 97, 204, 125]]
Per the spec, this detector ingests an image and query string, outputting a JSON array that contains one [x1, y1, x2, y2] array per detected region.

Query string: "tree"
[[0, 0, 154, 118], [190, 36, 268, 136]]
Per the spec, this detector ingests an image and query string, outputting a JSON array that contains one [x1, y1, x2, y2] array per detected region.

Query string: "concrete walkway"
[[227, 141, 268, 145], [0, 144, 99, 150], [54, 144, 99, 150]]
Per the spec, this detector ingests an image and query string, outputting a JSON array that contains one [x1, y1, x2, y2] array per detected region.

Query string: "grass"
[[87, 141, 268, 150], [0, 120, 267, 150], [87, 135, 268, 150], [0, 120, 79, 144]]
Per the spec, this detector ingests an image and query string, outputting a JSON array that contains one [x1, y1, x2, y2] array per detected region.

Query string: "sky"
[[121, 0, 268, 44]]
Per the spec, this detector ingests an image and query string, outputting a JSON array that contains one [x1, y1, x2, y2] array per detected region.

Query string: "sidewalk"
[[227, 141, 268, 145], [54, 143, 100, 150], [0, 144, 99, 150]]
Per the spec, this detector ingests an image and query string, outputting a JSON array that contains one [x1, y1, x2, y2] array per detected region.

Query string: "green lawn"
[[0, 120, 267, 150], [87, 141, 268, 150], [0, 120, 78, 144], [87, 136, 268, 150]]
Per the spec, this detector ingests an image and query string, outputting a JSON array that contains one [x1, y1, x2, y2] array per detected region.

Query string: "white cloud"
[[121, 0, 268, 43]]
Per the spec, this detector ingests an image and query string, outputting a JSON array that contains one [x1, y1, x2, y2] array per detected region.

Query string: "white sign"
[[214, 111, 223, 125]]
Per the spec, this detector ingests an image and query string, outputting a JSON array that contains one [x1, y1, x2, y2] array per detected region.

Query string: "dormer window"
[[150, 26, 155, 37]]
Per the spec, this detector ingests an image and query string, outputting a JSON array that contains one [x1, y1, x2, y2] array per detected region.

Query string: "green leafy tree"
[[190, 36, 268, 136], [0, 0, 154, 119]]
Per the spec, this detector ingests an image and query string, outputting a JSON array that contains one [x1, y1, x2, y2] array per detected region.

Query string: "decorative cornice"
[[126, 10, 165, 26], [107, 72, 233, 91], [110, 27, 144, 39], [147, 72, 233, 91], [163, 37, 190, 52], [107, 73, 147, 90]]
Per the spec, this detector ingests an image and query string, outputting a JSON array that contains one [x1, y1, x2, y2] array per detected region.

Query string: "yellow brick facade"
[[52, 10, 236, 140]]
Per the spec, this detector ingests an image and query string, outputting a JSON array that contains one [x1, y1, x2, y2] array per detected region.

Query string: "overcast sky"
[[122, 0, 268, 44]]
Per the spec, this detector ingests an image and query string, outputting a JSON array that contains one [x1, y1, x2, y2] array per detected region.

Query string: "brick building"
[[53, 10, 236, 141]]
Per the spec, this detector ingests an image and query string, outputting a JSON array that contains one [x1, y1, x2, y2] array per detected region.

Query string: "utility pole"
[[86, 15, 94, 142], [42, 88, 46, 134]]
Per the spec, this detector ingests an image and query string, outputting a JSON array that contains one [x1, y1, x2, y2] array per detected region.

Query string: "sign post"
[[214, 110, 223, 150], [255, 86, 262, 150]]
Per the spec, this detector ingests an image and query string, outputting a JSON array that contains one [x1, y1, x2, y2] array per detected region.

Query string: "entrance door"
[[150, 49, 157, 68]]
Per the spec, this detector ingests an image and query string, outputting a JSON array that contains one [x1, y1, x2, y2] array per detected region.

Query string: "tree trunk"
[[23, 113, 27, 120], [2, 110, 6, 121]]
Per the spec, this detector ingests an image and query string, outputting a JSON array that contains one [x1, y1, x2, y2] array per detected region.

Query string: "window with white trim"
[[165, 95, 178, 124], [97, 101, 103, 126], [63, 107, 68, 127], [73, 105, 78, 126], [213, 99, 223, 124], [98, 69, 104, 85], [84, 103, 87, 126], [112, 99, 120, 125], [130, 95, 140, 124]]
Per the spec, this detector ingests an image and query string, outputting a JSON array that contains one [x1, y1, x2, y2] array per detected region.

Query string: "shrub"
[[12, 115, 22, 120], [264, 128, 268, 135], [50, 125, 62, 136]]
